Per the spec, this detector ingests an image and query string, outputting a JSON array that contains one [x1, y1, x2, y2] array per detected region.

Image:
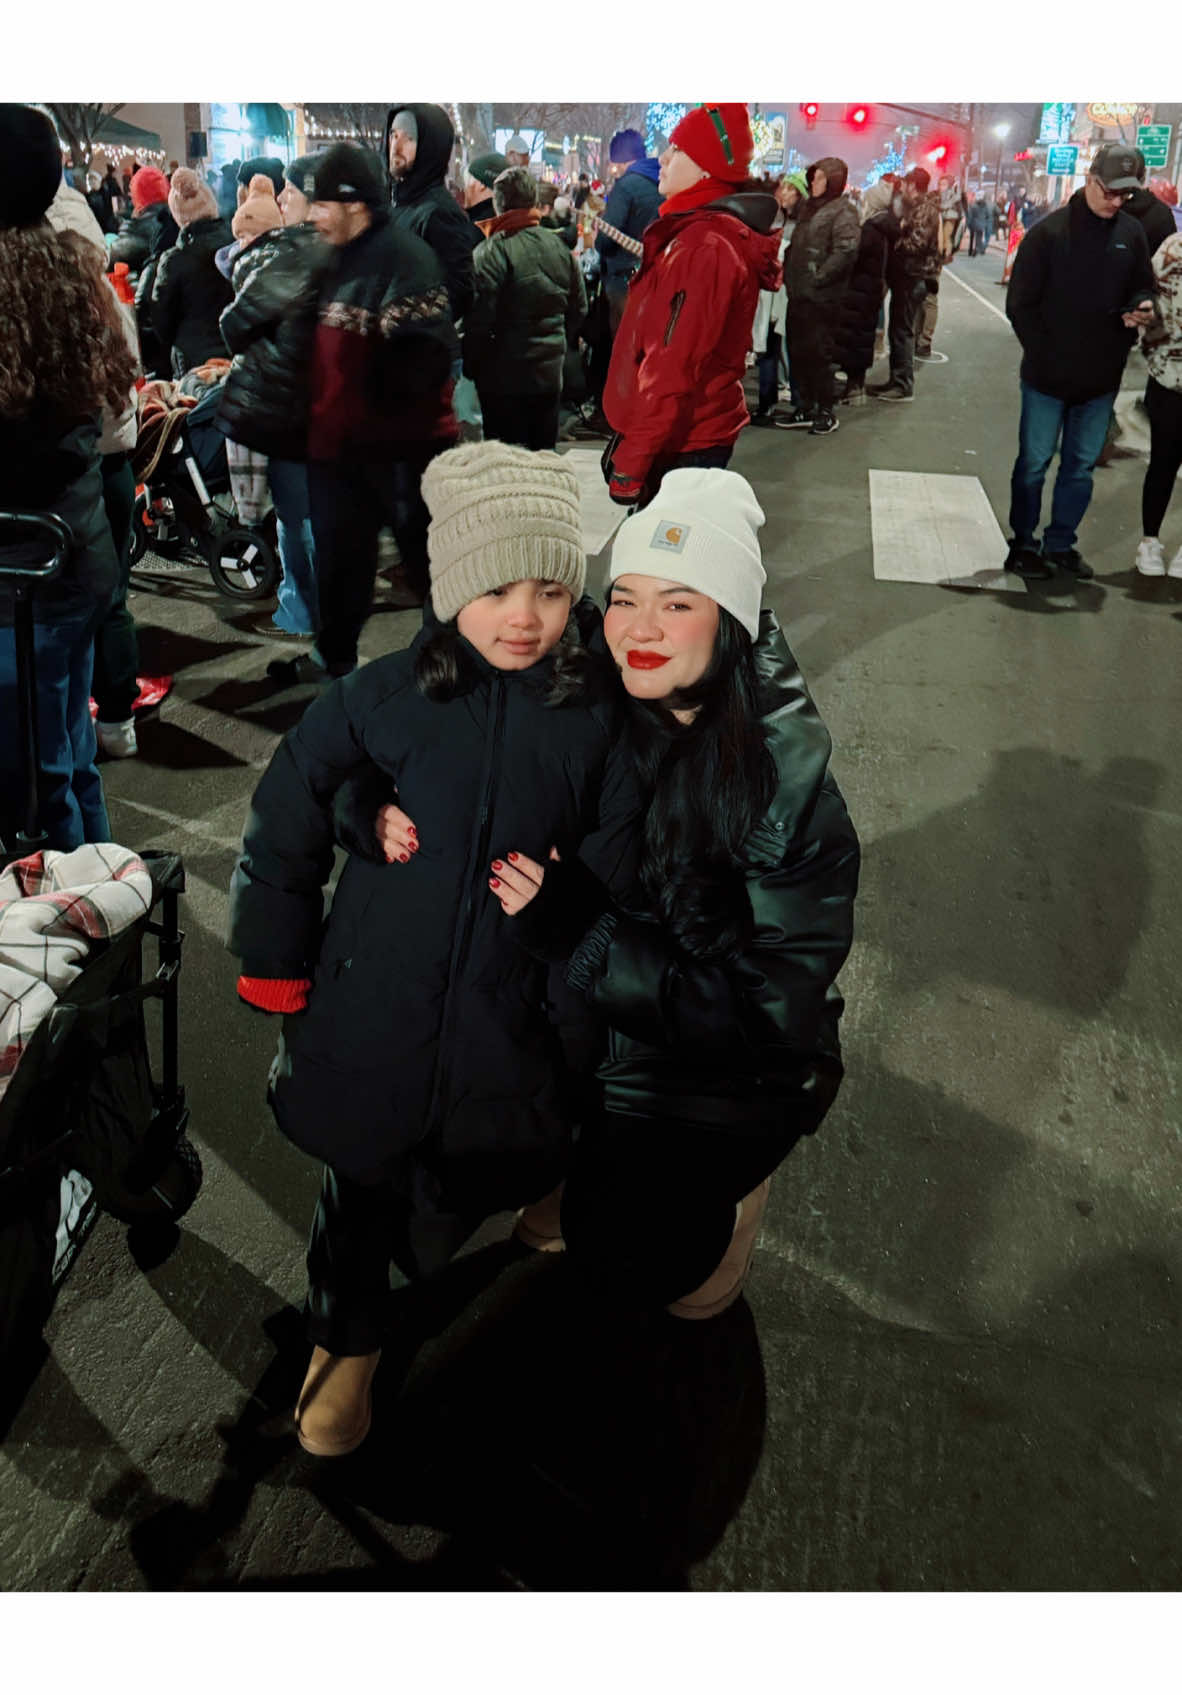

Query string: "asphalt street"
[[2, 244, 1180, 1591]]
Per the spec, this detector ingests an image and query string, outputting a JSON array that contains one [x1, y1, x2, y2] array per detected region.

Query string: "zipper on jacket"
[[422, 674, 508, 1139], [663, 290, 686, 347]]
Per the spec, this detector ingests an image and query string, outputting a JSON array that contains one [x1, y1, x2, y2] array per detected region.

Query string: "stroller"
[[0, 512, 202, 1431], [129, 377, 281, 602]]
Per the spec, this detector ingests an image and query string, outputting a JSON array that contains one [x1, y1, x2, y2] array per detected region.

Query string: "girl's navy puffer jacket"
[[227, 603, 642, 1209], [217, 223, 333, 461]]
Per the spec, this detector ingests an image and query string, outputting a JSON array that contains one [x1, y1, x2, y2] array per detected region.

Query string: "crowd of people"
[[2, 96, 1181, 1458]]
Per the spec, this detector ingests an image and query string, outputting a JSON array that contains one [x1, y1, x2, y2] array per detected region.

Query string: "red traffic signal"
[[801, 102, 819, 129], [847, 105, 871, 128]]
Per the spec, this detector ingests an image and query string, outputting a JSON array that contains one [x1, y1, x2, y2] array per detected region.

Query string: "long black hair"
[[415, 610, 594, 705], [624, 608, 775, 963]]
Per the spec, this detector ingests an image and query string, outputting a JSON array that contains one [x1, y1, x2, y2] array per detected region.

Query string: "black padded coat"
[[149, 215, 235, 377], [834, 208, 900, 379], [384, 103, 479, 321], [514, 612, 860, 1179], [216, 223, 333, 461], [786, 159, 861, 305], [227, 602, 643, 1214]]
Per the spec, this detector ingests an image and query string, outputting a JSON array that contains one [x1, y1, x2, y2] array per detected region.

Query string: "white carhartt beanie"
[[422, 441, 586, 624], [608, 469, 767, 640]]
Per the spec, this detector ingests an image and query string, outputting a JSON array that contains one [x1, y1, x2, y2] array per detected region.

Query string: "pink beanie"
[[231, 173, 283, 243], [168, 166, 218, 227]]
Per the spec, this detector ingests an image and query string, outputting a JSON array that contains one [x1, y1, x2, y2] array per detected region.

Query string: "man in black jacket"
[[1004, 144, 1156, 580], [596, 129, 663, 334], [385, 104, 478, 324]]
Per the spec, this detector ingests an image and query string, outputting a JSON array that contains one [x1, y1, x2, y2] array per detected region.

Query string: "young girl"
[[228, 441, 641, 1457]]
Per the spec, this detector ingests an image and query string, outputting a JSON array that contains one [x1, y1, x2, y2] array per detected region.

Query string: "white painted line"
[[943, 263, 1012, 327], [870, 469, 1024, 592]]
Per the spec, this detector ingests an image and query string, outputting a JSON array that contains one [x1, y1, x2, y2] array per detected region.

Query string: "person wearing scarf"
[[600, 105, 783, 508]]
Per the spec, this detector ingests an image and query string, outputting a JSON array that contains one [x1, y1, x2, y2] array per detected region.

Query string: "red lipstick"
[[627, 651, 670, 670]]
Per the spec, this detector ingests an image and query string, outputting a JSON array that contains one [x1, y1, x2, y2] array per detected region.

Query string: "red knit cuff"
[[237, 975, 312, 1014]]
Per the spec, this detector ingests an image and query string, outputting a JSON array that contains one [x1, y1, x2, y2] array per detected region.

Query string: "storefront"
[[206, 103, 297, 177]]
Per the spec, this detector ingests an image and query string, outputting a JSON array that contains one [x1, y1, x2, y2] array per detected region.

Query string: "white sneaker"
[[1135, 538, 1166, 577], [1168, 545, 1182, 580], [96, 718, 138, 758]]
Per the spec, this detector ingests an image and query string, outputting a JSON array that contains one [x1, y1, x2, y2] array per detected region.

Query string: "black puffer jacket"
[[384, 103, 479, 321], [0, 406, 116, 625], [216, 224, 334, 460], [464, 221, 588, 394], [835, 208, 900, 377], [107, 201, 178, 275], [227, 601, 643, 1207], [786, 158, 861, 305], [1125, 186, 1177, 258], [150, 215, 235, 377], [515, 612, 859, 1173]]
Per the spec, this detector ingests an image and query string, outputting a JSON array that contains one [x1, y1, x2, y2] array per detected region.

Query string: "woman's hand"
[[375, 802, 419, 865], [489, 848, 559, 916]]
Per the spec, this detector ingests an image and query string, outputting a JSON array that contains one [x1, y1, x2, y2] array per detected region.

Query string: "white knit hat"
[[608, 469, 767, 640], [422, 442, 586, 624]]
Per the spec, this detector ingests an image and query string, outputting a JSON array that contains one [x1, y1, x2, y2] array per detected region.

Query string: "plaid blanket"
[[0, 845, 153, 1105]]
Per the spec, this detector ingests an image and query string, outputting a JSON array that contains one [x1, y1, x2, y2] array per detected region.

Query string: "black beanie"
[[309, 142, 386, 209], [284, 153, 323, 197], [0, 104, 63, 230], [237, 155, 286, 195]]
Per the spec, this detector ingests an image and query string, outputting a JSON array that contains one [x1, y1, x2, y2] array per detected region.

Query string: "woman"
[[601, 104, 781, 507], [750, 172, 805, 425], [148, 168, 233, 378], [216, 157, 332, 639], [463, 166, 588, 451], [0, 103, 138, 848], [835, 199, 902, 407], [108, 164, 177, 276], [783, 157, 861, 436], [371, 469, 859, 1315], [1134, 230, 1182, 579]]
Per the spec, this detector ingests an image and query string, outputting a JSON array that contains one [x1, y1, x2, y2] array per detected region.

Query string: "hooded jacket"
[[149, 214, 235, 377], [1125, 186, 1177, 258], [835, 208, 901, 378], [603, 194, 782, 483], [786, 159, 861, 305], [107, 199, 179, 276], [890, 190, 942, 283], [596, 157, 663, 279], [513, 611, 859, 1160], [216, 223, 334, 461], [384, 103, 479, 322], [307, 204, 458, 462], [1006, 191, 1155, 403], [226, 599, 643, 1207], [464, 221, 589, 395]]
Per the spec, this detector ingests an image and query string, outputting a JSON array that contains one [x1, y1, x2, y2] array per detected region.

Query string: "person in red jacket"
[[602, 103, 782, 509]]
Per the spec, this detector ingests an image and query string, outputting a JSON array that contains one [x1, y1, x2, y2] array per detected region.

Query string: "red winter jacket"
[[603, 196, 782, 483]]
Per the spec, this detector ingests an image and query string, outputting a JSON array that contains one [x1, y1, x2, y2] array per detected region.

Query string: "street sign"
[[1046, 144, 1079, 176], [1137, 124, 1172, 170]]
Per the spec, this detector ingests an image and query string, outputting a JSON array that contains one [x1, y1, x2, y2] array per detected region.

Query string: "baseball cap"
[[1090, 143, 1143, 192]]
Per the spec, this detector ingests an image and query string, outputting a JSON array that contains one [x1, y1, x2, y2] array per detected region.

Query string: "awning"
[[85, 114, 164, 155]]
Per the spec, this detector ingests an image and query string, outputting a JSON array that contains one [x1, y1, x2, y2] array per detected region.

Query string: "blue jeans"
[[0, 601, 110, 851], [268, 458, 318, 635], [1009, 383, 1117, 554]]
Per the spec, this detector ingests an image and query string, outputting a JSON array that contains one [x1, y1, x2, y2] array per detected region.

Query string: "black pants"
[[788, 299, 838, 415], [478, 389, 561, 451], [560, 1107, 798, 1307], [307, 446, 444, 674], [1142, 377, 1182, 538], [639, 443, 732, 509], [92, 453, 139, 722], [887, 275, 929, 395]]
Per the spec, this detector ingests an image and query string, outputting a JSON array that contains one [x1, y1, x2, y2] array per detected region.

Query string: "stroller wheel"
[[98, 1134, 204, 1225], [207, 527, 280, 600]]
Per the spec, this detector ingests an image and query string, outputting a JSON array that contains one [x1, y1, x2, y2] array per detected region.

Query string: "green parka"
[[463, 222, 588, 396]]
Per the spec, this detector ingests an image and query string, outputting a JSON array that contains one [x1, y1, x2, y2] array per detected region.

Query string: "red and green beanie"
[[670, 104, 754, 184]]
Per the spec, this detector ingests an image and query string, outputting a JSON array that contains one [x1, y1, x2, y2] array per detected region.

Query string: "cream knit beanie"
[[608, 468, 767, 640], [423, 441, 586, 624]]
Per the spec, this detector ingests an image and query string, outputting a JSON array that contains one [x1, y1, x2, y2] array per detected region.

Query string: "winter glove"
[[237, 975, 312, 1015], [609, 472, 644, 507]]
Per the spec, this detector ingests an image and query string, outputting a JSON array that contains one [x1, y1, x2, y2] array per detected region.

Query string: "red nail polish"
[[507, 852, 519, 862], [399, 853, 410, 863], [489, 877, 500, 888], [491, 860, 503, 871]]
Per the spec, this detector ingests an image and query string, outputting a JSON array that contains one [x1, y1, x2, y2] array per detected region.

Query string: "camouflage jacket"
[[891, 192, 942, 282]]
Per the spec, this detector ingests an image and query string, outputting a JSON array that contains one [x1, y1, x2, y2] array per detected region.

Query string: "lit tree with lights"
[[646, 102, 690, 157]]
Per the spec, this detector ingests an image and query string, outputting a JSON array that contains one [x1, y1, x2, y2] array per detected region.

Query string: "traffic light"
[[800, 102, 819, 130], [927, 142, 948, 165], [846, 105, 871, 129]]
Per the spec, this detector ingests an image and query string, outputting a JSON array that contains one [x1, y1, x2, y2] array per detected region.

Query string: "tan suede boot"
[[294, 1346, 380, 1457], [667, 1178, 772, 1321], [514, 1182, 566, 1252]]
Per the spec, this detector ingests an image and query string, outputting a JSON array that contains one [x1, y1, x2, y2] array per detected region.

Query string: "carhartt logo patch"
[[651, 521, 689, 553]]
